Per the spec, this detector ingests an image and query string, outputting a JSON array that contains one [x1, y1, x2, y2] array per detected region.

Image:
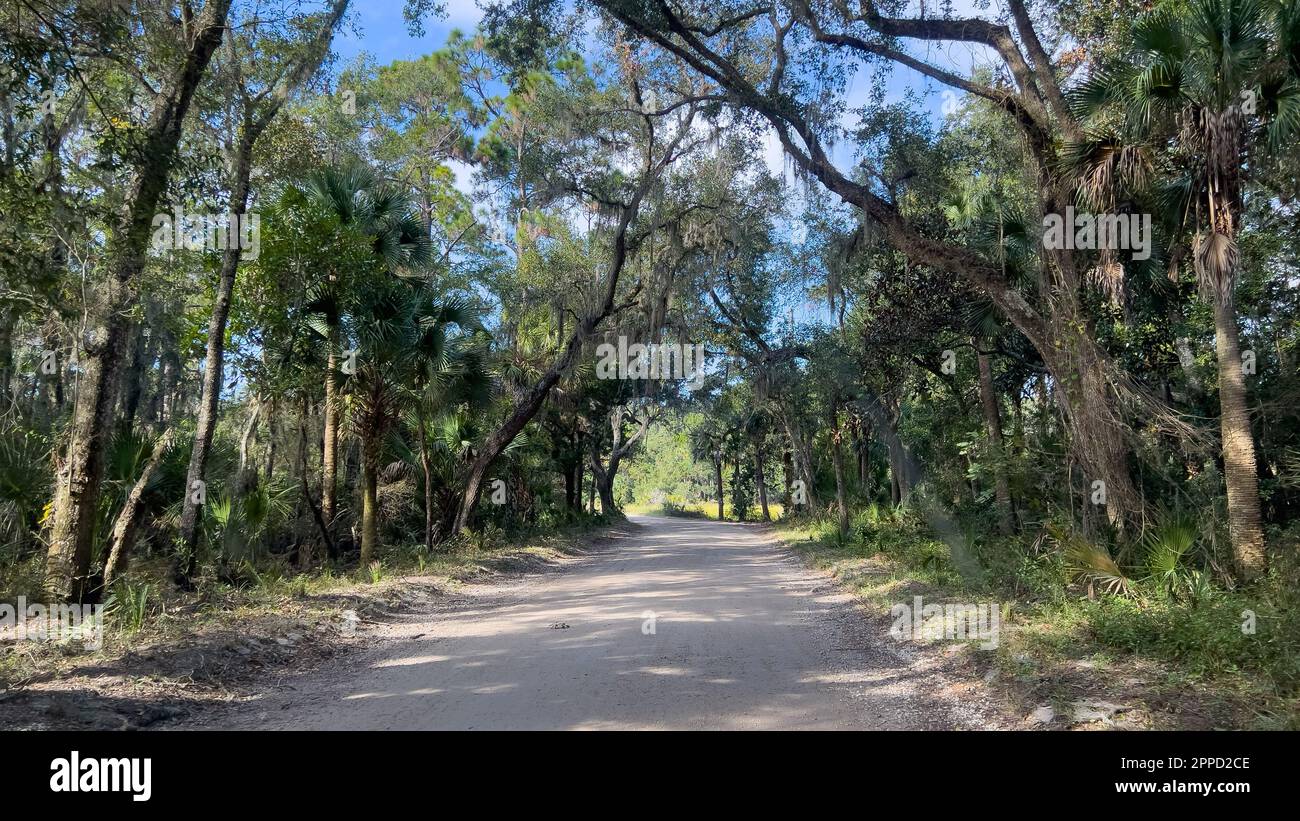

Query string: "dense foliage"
[[1, 0, 1297, 721]]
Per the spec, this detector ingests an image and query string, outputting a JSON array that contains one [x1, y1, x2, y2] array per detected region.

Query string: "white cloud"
[[446, 158, 476, 197]]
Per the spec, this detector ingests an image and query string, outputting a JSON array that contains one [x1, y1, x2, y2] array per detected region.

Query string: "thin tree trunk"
[[781, 449, 794, 511], [574, 453, 584, 512], [714, 456, 724, 520], [359, 437, 379, 567], [780, 408, 818, 507], [419, 413, 436, 551], [264, 396, 277, 484], [732, 458, 744, 521], [976, 343, 1015, 535], [298, 396, 334, 565], [120, 325, 149, 435], [754, 443, 770, 521], [0, 307, 12, 405], [236, 398, 261, 494], [322, 346, 338, 526], [100, 429, 175, 595], [829, 401, 849, 538], [177, 138, 254, 571]]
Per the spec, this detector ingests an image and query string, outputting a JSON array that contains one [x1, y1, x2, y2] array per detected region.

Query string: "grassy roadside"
[[747, 505, 1298, 730], [0, 515, 619, 726]]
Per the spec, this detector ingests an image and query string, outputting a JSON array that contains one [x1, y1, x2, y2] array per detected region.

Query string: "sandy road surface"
[[207, 515, 1000, 730]]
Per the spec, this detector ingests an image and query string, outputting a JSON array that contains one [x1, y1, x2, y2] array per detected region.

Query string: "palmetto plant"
[[1058, 510, 1209, 601], [1141, 510, 1202, 600], [0, 424, 50, 555], [1066, 0, 1300, 581], [1054, 524, 1136, 598]]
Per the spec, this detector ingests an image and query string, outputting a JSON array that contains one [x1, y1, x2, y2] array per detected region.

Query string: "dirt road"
[[211, 515, 1001, 730]]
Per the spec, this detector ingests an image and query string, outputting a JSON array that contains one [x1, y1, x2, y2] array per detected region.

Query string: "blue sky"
[[332, 0, 485, 66]]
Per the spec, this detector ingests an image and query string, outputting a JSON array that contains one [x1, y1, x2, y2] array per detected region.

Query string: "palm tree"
[[405, 298, 489, 551], [306, 165, 433, 533], [1066, 0, 1300, 580]]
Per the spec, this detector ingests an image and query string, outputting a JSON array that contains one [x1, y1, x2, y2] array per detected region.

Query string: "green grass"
[[772, 509, 1300, 729]]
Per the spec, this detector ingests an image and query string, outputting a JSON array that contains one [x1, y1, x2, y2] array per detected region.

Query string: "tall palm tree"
[[1066, 0, 1300, 580], [346, 279, 419, 566], [306, 165, 433, 534]]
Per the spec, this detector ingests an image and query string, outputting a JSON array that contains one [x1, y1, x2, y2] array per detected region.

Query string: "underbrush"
[[774, 507, 1300, 729], [0, 513, 612, 691]]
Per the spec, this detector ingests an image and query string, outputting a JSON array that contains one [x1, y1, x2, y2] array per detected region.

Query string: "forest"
[[1, 0, 1298, 730]]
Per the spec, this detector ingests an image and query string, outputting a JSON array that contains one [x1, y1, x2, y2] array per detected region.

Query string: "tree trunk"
[[359, 436, 379, 567], [120, 325, 149, 435], [0, 306, 12, 406], [99, 430, 174, 596], [1213, 293, 1266, 579], [714, 456, 724, 520], [781, 449, 794, 510], [976, 343, 1015, 535], [754, 443, 771, 521], [732, 458, 744, 521], [588, 452, 618, 516], [419, 414, 436, 551], [829, 402, 849, 538], [236, 398, 261, 495], [177, 137, 254, 570], [563, 460, 576, 509], [776, 405, 817, 508], [44, 0, 232, 602], [597, 473, 616, 515], [573, 455, 584, 512], [322, 346, 339, 526], [295, 397, 322, 569], [264, 396, 277, 483]]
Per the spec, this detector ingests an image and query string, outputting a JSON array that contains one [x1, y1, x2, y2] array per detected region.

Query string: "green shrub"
[[1086, 592, 1300, 687]]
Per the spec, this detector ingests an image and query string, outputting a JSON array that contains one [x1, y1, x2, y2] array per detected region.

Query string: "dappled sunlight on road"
[[231, 515, 983, 730]]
